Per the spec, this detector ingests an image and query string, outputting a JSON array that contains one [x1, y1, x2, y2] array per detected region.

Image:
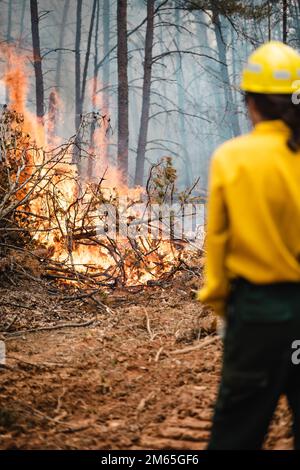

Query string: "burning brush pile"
[[0, 47, 204, 294], [0, 106, 204, 291]]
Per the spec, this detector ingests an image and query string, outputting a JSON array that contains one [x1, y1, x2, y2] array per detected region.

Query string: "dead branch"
[[170, 335, 220, 355], [2, 316, 98, 336], [143, 307, 157, 341]]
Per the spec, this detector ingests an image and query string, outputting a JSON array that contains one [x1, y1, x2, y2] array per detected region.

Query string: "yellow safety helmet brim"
[[241, 41, 300, 94]]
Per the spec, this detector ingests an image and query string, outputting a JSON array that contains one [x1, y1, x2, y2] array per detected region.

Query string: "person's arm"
[[197, 153, 230, 317]]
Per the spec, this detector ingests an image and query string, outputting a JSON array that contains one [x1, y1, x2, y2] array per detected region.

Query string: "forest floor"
[[0, 273, 293, 450]]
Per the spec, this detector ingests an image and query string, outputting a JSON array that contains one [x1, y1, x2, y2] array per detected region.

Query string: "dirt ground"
[[0, 273, 294, 450]]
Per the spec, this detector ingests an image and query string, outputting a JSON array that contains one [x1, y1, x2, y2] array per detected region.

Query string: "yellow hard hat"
[[241, 41, 300, 94]]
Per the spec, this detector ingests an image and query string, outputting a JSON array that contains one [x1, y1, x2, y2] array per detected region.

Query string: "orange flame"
[[0, 45, 181, 286]]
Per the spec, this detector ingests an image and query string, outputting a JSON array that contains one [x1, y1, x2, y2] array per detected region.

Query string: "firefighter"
[[197, 41, 300, 450]]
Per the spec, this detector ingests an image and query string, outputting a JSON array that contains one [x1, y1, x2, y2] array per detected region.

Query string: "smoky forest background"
[[0, 0, 296, 190]]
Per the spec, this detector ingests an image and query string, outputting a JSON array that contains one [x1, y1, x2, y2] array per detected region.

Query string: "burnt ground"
[[0, 273, 294, 450]]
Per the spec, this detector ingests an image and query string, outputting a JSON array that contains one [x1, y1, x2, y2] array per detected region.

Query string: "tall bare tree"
[[81, 0, 97, 107], [117, 0, 129, 183], [212, 8, 240, 138], [89, 0, 101, 178], [134, 0, 155, 186], [30, 0, 44, 120], [19, 0, 27, 42], [7, 0, 13, 43], [283, 0, 288, 43], [74, 0, 97, 170], [174, 8, 192, 187], [103, 0, 111, 112], [267, 0, 272, 40], [55, 0, 71, 90], [75, 0, 83, 133]]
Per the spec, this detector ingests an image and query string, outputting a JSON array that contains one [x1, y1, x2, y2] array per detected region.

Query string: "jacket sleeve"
[[197, 153, 230, 317]]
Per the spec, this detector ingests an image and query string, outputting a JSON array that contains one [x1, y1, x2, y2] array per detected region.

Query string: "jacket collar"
[[252, 119, 291, 135]]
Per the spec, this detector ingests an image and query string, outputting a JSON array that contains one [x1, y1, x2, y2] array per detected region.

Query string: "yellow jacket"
[[198, 120, 300, 317]]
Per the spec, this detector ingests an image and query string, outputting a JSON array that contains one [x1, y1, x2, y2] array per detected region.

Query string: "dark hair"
[[245, 92, 300, 152]]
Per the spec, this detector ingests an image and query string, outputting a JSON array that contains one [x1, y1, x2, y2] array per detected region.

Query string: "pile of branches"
[[0, 106, 203, 290]]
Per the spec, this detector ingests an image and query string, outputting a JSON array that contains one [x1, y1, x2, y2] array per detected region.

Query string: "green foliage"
[[147, 156, 177, 204]]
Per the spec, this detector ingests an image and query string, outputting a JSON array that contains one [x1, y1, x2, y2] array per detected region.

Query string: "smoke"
[[0, 0, 293, 189]]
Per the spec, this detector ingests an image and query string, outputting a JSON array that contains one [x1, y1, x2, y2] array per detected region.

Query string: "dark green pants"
[[208, 278, 300, 450]]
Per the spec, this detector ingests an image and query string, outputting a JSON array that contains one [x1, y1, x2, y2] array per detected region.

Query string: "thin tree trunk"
[[134, 0, 155, 186], [231, 27, 237, 102], [195, 10, 221, 132], [117, 0, 129, 184], [92, 0, 100, 111], [74, 0, 83, 166], [267, 0, 272, 40], [158, 13, 167, 98], [7, 0, 12, 43], [88, 0, 100, 179], [78, 0, 96, 177], [81, 0, 97, 107], [6, 0, 13, 103], [213, 10, 240, 138], [102, 0, 110, 165], [19, 0, 27, 42], [293, 0, 300, 46], [55, 0, 70, 90], [91, 0, 100, 129], [174, 8, 192, 188], [30, 0, 44, 120], [283, 0, 288, 43], [194, 10, 218, 180], [75, 0, 83, 133], [103, 0, 110, 112]]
